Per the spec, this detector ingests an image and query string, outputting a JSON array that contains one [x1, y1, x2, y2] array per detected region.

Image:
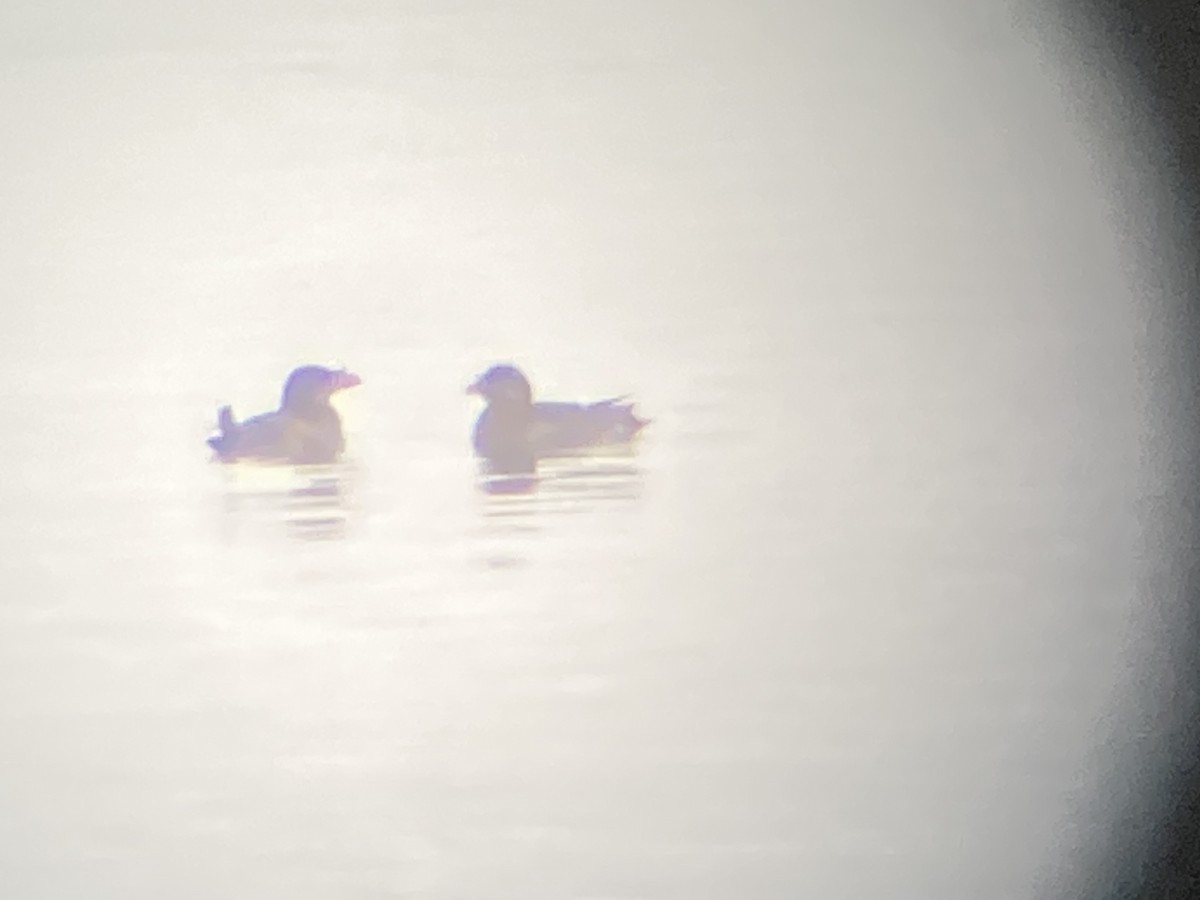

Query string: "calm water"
[[0, 3, 1167, 898]]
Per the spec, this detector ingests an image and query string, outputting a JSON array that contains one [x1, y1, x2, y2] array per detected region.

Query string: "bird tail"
[[207, 406, 237, 454], [594, 394, 631, 407], [599, 398, 650, 439]]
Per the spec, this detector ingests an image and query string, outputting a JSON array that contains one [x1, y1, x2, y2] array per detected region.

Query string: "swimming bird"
[[207, 365, 361, 465], [466, 364, 648, 469]]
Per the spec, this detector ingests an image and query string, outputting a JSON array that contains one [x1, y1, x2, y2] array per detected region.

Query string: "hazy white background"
[[0, 2, 1167, 898]]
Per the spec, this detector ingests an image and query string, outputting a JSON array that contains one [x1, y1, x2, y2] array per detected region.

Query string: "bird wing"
[[531, 399, 646, 452]]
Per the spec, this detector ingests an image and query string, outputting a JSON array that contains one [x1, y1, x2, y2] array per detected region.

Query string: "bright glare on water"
[[0, 3, 1170, 898]]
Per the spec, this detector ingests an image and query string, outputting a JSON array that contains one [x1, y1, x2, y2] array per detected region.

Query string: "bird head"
[[466, 364, 533, 407], [281, 365, 362, 412]]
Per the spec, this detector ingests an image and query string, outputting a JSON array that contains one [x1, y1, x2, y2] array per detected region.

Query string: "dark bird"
[[466, 364, 648, 471], [207, 365, 362, 465]]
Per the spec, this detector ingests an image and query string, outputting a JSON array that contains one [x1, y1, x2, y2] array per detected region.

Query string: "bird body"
[[208, 366, 361, 465], [467, 364, 647, 472], [474, 398, 646, 458]]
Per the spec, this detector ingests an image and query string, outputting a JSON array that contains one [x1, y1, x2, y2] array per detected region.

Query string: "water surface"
[[0, 3, 1163, 898]]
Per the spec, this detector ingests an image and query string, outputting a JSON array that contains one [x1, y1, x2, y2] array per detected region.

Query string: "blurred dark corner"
[[1058, 0, 1200, 897]]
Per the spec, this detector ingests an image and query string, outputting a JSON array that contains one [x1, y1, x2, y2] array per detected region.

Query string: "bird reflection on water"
[[217, 462, 357, 542], [477, 451, 644, 512], [473, 452, 645, 570]]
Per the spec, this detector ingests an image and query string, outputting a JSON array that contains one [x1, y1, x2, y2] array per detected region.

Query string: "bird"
[[466, 364, 648, 471], [207, 365, 361, 465]]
